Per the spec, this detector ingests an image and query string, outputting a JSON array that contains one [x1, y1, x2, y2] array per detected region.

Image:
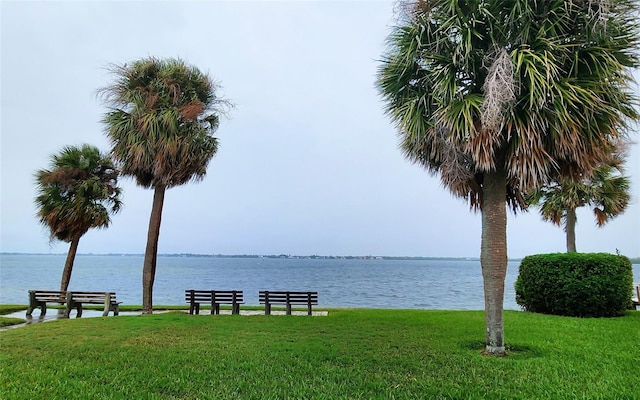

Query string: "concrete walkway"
[[0, 308, 329, 331], [0, 309, 143, 330], [186, 309, 328, 316]]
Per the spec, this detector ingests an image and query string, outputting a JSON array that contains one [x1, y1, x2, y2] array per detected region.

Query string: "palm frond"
[[526, 139, 632, 231], [377, 0, 639, 211], [99, 57, 232, 189], [34, 145, 123, 243]]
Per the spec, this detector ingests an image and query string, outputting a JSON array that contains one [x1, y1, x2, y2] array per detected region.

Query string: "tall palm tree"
[[99, 57, 230, 314], [527, 147, 631, 252], [377, 0, 639, 355], [35, 144, 122, 291]]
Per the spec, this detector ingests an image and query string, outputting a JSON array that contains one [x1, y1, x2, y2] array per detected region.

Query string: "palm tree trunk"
[[60, 237, 80, 291], [142, 185, 166, 314], [565, 208, 577, 253], [480, 169, 508, 356]]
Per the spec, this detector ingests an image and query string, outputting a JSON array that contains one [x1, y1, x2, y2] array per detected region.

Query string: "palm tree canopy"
[[528, 147, 631, 227], [99, 57, 231, 189], [377, 0, 639, 211], [35, 144, 123, 242]]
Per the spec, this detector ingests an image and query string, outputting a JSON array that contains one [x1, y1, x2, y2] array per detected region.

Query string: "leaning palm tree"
[[527, 147, 631, 253], [377, 0, 639, 355], [99, 57, 230, 314], [35, 144, 122, 291]]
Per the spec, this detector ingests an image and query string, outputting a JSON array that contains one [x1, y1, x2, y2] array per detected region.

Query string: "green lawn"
[[1, 308, 638, 399]]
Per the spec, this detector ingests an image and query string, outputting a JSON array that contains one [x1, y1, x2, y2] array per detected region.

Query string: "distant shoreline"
[[1, 252, 483, 261], [2, 252, 639, 263]]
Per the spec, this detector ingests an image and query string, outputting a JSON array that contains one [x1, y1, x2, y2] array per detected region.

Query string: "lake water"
[[1, 254, 639, 310]]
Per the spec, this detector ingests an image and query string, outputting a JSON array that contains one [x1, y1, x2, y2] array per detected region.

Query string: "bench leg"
[[307, 304, 312, 316], [213, 303, 220, 315], [103, 295, 111, 317], [27, 292, 40, 317], [26, 303, 45, 317], [285, 303, 292, 315], [63, 304, 79, 318], [103, 304, 118, 317], [64, 293, 73, 318], [265, 303, 271, 315], [232, 303, 240, 315], [63, 301, 82, 318]]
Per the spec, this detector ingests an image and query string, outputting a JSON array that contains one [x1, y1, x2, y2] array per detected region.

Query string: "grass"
[[0, 317, 25, 327], [0, 305, 27, 327], [0, 305, 29, 314], [1, 309, 639, 399]]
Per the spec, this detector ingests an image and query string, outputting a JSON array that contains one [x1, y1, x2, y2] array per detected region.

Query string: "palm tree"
[[527, 147, 631, 253], [35, 144, 122, 291], [377, 0, 638, 355], [99, 57, 230, 314]]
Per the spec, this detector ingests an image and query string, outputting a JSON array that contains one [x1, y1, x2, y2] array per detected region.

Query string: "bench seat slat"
[[71, 295, 117, 298], [71, 290, 116, 297], [259, 294, 318, 299], [184, 294, 244, 300], [33, 296, 67, 301], [32, 290, 67, 295]]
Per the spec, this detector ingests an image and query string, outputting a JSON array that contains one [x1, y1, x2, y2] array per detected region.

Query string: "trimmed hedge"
[[515, 253, 633, 317]]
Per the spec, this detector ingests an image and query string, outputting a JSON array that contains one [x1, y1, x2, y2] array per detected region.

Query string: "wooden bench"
[[185, 290, 244, 315], [26, 290, 68, 317], [26, 290, 120, 318], [259, 291, 318, 315], [64, 291, 120, 317]]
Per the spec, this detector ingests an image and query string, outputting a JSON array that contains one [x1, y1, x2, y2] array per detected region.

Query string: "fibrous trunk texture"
[[60, 237, 80, 292], [142, 185, 166, 314], [565, 208, 577, 253], [480, 169, 508, 356]]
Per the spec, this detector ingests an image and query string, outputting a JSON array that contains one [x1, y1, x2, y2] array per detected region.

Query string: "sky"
[[1, 1, 639, 258]]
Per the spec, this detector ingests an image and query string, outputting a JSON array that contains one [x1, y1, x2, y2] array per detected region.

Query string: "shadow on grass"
[[462, 340, 544, 359]]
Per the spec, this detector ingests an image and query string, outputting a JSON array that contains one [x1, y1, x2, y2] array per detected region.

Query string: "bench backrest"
[[30, 290, 68, 302], [69, 291, 118, 304], [259, 291, 318, 305], [185, 290, 244, 304]]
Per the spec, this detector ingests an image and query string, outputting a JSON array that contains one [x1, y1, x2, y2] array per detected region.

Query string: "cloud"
[[1, 1, 638, 258]]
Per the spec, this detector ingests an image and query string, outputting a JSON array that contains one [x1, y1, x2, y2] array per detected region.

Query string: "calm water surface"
[[2, 254, 638, 310]]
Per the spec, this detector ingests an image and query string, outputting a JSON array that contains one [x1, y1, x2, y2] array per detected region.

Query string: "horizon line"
[[1, 252, 489, 259], [3, 251, 639, 260]]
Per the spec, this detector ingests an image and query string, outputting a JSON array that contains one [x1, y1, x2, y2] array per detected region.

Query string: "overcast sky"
[[1, 1, 639, 258]]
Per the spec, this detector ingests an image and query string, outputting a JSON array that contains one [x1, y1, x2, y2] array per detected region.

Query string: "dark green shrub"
[[515, 253, 633, 317]]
